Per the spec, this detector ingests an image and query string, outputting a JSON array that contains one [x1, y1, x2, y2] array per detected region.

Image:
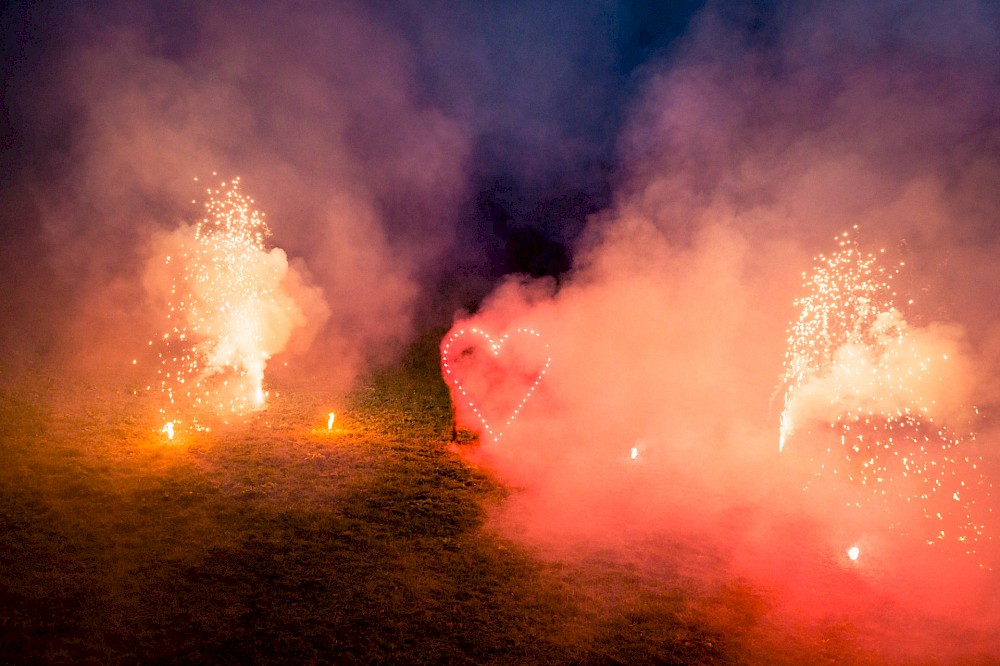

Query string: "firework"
[[778, 229, 992, 555], [156, 178, 305, 432], [441, 327, 551, 443]]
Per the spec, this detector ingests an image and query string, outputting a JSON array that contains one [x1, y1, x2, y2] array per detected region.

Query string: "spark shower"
[[779, 230, 992, 558], [155, 178, 311, 433]]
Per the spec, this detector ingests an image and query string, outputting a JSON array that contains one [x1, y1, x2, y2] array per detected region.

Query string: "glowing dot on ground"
[[328, 412, 335, 430], [847, 545, 860, 561], [161, 422, 175, 440], [630, 447, 639, 460]]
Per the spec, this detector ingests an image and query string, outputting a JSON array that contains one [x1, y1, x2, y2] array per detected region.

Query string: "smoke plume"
[[2, 0, 475, 385], [446, 1, 1000, 658]]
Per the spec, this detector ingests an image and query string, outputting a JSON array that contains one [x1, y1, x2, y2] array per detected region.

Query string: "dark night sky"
[[0, 0, 706, 257], [1, 0, 999, 378], [0, 0, 710, 362]]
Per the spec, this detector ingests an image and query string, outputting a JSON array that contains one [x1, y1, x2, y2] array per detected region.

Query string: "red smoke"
[[444, 2, 1000, 659]]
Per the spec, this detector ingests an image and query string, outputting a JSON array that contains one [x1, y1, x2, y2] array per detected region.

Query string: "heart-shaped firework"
[[441, 327, 551, 442]]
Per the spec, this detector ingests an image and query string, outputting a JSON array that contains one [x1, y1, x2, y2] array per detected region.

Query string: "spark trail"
[[157, 178, 305, 432], [778, 229, 992, 556]]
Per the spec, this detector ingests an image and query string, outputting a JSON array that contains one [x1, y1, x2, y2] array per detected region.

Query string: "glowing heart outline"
[[441, 327, 551, 442]]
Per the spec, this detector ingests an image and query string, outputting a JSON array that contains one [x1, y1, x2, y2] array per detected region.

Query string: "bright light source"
[[847, 545, 860, 561], [161, 422, 175, 440], [328, 412, 335, 430], [630, 447, 639, 460]]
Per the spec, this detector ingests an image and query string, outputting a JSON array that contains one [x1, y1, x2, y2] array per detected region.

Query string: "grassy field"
[[0, 332, 933, 664]]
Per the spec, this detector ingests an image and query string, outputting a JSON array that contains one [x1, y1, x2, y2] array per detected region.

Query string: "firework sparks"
[[156, 178, 307, 431], [441, 327, 551, 443], [778, 229, 992, 556]]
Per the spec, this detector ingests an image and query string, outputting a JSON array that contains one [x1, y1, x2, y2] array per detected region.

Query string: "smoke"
[[4, 0, 1000, 654], [446, 0, 1000, 657], [145, 179, 328, 425], [781, 311, 977, 443], [452, 217, 787, 528], [2, 0, 686, 392], [1, 0, 473, 385], [442, 324, 552, 443]]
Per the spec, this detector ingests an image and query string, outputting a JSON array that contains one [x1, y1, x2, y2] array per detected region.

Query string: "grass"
[[0, 331, 899, 664]]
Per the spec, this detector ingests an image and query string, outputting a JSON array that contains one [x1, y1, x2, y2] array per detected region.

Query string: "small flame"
[[847, 545, 860, 561], [630, 447, 639, 460], [327, 412, 335, 430], [161, 422, 175, 440], [778, 412, 792, 452]]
